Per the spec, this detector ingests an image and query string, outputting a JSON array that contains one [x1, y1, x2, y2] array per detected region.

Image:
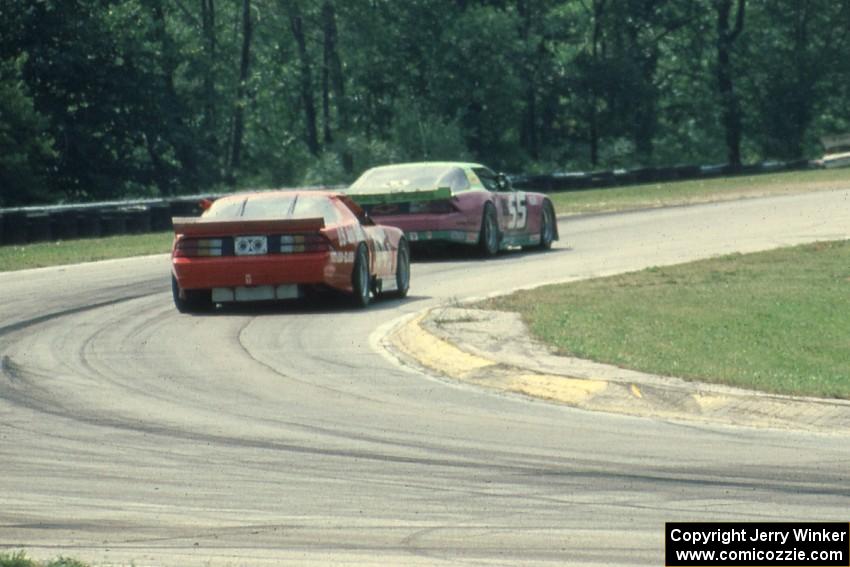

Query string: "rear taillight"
[[174, 237, 224, 257], [278, 234, 330, 253], [174, 233, 329, 256]]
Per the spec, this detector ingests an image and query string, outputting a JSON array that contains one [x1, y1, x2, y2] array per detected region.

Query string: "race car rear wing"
[[347, 187, 452, 206], [172, 217, 326, 237]]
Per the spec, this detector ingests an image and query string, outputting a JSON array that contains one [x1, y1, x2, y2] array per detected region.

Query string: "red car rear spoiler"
[[172, 217, 326, 237]]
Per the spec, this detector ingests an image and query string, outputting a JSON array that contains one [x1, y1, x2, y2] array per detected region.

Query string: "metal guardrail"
[[509, 159, 815, 192], [0, 160, 820, 245], [0, 195, 213, 246], [0, 186, 345, 246]]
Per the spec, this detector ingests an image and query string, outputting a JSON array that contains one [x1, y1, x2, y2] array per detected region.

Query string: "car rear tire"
[[538, 202, 556, 250], [478, 203, 500, 257], [171, 274, 212, 314], [386, 239, 410, 298], [351, 244, 371, 308]]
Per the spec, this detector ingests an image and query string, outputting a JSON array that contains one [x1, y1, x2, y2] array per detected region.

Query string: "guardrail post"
[[3, 213, 26, 244], [50, 210, 79, 240], [150, 203, 172, 231], [122, 206, 151, 233], [100, 212, 127, 236], [26, 212, 52, 243], [76, 210, 102, 238]]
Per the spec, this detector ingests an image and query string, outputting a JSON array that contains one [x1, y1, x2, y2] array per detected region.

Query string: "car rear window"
[[204, 194, 342, 224]]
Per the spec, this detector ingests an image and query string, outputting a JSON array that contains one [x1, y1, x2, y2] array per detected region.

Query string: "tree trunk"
[[628, 24, 659, 163], [322, 0, 351, 170], [289, 2, 320, 156], [200, 0, 217, 159], [228, 0, 252, 182], [321, 26, 332, 146], [633, 63, 658, 163], [788, 0, 812, 158], [588, 0, 606, 167], [148, 0, 199, 193], [518, 0, 539, 160], [715, 0, 745, 169]]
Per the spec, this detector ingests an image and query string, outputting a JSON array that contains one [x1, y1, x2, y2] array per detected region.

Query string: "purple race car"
[[346, 162, 558, 256]]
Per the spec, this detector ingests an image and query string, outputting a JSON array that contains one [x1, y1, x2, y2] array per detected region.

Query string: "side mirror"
[[496, 173, 512, 192], [199, 198, 214, 212]]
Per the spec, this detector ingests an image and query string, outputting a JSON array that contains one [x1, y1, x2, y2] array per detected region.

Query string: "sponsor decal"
[[506, 192, 528, 230], [330, 251, 356, 263]]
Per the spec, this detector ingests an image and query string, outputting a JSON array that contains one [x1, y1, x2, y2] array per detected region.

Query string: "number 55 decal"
[[507, 192, 527, 230]]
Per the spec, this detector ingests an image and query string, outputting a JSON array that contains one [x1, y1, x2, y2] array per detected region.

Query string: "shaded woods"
[[1, 0, 849, 206]]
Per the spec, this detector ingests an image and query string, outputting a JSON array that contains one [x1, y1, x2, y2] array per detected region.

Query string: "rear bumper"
[[371, 213, 480, 245], [172, 253, 352, 294]]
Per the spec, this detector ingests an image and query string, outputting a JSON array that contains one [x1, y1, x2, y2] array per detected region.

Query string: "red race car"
[[346, 162, 558, 256], [170, 190, 410, 312]]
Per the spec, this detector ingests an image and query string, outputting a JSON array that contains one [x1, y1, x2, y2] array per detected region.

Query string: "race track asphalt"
[[1, 189, 849, 566]]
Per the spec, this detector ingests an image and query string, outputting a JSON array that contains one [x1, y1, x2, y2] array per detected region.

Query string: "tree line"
[[1, 0, 849, 207]]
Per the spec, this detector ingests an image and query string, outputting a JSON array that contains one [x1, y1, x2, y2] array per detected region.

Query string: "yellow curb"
[[387, 308, 850, 432], [391, 312, 609, 408], [392, 313, 495, 378], [692, 393, 730, 412], [507, 374, 607, 405]]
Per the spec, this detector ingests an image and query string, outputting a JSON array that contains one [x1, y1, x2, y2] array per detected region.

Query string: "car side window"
[[438, 168, 471, 192], [473, 167, 499, 192]]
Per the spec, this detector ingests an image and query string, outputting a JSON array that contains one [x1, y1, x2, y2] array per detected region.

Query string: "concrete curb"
[[384, 306, 850, 434]]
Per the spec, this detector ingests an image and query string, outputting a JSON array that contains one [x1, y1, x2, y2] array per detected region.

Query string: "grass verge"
[[0, 232, 172, 272], [545, 167, 850, 215], [482, 240, 850, 398], [0, 551, 86, 567]]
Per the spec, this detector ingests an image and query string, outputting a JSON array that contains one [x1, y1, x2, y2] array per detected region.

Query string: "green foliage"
[[302, 150, 347, 186], [744, 0, 850, 159], [0, 551, 35, 567], [0, 0, 848, 205], [340, 134, 401, 177], [45, 559, 87, 567], [0, 552, 89, 567], [389, 102, 471, 163], [0, 55, 56, 206]]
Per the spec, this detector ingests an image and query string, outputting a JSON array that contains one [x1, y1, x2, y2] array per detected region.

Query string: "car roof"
[[361, 161, 486, 172], [212, 189, 339, 203]]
